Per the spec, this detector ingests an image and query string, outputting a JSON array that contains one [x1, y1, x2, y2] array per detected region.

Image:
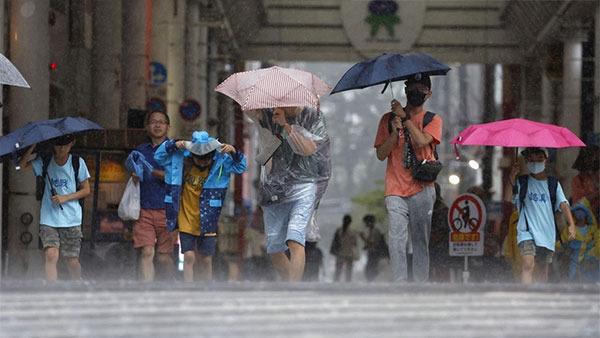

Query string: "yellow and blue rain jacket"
[[154, 138, 246, 233]]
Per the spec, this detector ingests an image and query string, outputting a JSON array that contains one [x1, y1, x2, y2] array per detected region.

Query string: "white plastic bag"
[[118, 177, 140, 221]]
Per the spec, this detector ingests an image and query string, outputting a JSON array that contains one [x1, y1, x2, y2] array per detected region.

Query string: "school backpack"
[[35, 154, 83, 206], [513, 174, 562, 243]]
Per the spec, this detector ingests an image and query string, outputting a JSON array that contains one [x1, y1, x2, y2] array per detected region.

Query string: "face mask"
[[406, 88, 427, 106], [527, 161, 545, 174]]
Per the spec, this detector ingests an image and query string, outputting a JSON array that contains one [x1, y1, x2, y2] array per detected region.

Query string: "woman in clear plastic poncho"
[[246, 106, 331, 281]]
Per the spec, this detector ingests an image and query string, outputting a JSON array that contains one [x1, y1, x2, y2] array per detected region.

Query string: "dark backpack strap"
[[516, 175, 530, 231], [387, 113, 396, 134], [36, 155, 52, 201], [424, 111, 438, 160], [388, 111, 435, 133], [547, 176, 557, 210], [517, 175, 528, 207], [72, 154, 81, 191], [423, 111, 435, 128], [547, 176, 563, 245]]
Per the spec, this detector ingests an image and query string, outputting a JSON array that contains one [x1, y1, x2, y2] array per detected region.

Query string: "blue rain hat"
[[570, 204, 593, 223], [184, 131, 222, 157]]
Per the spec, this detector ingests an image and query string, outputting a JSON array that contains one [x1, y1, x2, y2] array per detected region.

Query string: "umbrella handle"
[[46, 173, 64, 211], [454, 144, 460, 160], [13, 142, 20, 170], [381, 81, 395, 98]]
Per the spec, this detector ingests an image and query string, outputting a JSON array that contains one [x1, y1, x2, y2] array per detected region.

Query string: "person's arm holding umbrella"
[[272, 107, 317, 156], [391, 99, 434, 147], [504, 162, 520, 202], [17, 144, 36, 171], [376, 114, 402, 161]]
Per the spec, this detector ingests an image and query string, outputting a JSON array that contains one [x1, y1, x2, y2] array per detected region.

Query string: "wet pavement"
[[1, 281, 599, 337]]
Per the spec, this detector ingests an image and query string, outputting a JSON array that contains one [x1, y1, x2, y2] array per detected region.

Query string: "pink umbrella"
[[450, 118, 585, 159], [215, 66, 330, 110]]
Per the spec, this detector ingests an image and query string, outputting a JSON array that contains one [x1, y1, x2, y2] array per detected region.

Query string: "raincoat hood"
[[184, 131, 222, 157], [570, 203, 594, 225]]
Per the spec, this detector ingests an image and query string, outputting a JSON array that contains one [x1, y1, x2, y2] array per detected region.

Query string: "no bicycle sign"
[[447, 193, 486, 256]]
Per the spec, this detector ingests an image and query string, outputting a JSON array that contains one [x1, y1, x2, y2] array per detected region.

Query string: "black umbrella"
[[0, 117, 104, 166], [331, 52, 450, 96]]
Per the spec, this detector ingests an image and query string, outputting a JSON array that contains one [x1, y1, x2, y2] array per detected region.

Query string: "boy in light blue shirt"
[[18, 135, 91, 281], [504, 147, 575, 284]]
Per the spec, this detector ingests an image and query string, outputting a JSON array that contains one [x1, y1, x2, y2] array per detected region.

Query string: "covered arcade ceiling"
[[212, 0, 598, 64]]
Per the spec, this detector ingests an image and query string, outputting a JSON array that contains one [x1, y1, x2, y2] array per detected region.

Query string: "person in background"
[[429, 183, 450, 282], [556, 201, 599, 283], [360, 214, 388, 282], [332, 215, 358, 282], [571, 144, 599, 219], [303, 241, 324, 282]]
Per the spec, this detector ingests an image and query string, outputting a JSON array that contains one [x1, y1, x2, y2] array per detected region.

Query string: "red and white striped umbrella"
[[215, 66, 330, 110]]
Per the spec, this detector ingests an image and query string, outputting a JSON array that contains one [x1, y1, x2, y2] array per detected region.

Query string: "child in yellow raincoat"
[[556, 198, 600, 283], [503, 210, 522, 282]]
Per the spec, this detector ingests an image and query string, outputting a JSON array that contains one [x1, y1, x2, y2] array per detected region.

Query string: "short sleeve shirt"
[[374, 111, 443, 197], [137, 142, 167, 209], [32, 155, 91, 227], [512, 177, 568, 251], [178, 166, 210, 236]]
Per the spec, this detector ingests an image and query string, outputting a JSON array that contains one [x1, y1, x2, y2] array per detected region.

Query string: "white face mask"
[[527, 161, 545, 174]]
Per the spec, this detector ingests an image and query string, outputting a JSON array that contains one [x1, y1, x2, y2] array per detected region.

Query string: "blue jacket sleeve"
[[226, 149, 247, 174], [154, 140, 176, 166]]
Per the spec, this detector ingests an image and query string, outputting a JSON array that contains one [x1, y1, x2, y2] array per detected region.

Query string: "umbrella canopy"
[[450, 118, 585, 160], [0, 117, 104, 162], [450, 118, 585, 148], [215, 66, 330, 110], [330, 52, 450, 95], [0, 53, 30, 88]]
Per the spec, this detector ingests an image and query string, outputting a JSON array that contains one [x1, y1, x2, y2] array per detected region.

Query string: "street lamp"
[[468, 160, 480, 170], [449, 174, 460, 185]]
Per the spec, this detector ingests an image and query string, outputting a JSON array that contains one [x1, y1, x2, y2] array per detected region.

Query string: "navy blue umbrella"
[[0, 117, 104, 165], [330, 53, 451, 95]]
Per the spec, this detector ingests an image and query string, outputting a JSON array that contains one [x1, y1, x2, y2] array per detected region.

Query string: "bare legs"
[[269, 240, 305, 282]]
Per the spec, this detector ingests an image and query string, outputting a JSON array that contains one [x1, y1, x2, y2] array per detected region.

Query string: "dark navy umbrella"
[[330, 53, 451, 95], [0, 117, 104, 165]]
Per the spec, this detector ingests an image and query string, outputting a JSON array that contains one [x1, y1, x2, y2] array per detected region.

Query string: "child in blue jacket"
[[155, 131, 246, 282]]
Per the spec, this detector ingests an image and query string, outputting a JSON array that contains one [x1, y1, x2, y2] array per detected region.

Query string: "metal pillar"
[[500, 65, 520, 242], [596, 6, 600, 134], [521, 60, 543, 121], [558, 30, 586, 196], [0, 0, 5, 279], [122, 0, 148, 127], [540, 69, 554, 124], [207, 31, 219, 137], [149, 0, 169, 131], [183, 0, 206, 135], [91, 0, 122, 128], [167, 0, 186, 138], [481, 65, 496, 201], [7, 0, 50, 278]]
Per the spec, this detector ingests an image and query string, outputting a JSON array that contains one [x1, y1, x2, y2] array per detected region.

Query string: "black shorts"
[[179, 232, 216, 256]]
